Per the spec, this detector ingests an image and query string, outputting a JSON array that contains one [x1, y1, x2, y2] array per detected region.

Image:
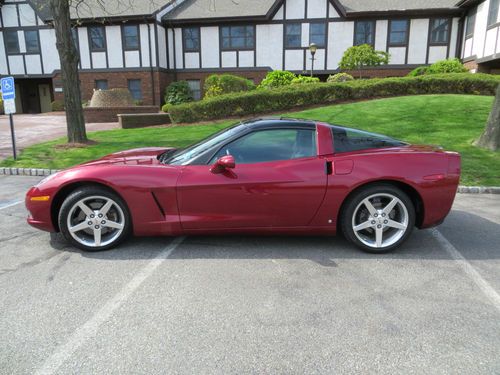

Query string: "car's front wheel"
[[341, 184, 415, 253], [58, 186, 131, 251]]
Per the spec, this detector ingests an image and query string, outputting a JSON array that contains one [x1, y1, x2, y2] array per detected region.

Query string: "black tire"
[[340, 184, 415, 254], [58, 186, 131, 251]]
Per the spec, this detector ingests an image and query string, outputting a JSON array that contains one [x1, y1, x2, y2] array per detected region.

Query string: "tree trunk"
[[476, 84, 500, 151], [49, 0, 87, 144]]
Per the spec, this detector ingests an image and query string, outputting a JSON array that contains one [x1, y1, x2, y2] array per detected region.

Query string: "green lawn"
[[1, 94, 498, 186]]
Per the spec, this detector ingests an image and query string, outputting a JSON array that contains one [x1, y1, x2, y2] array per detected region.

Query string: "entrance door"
[[38, 84, 52, 113]]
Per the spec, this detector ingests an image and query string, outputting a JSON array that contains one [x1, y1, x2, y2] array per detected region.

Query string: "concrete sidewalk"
[[0, 113, 119, 159]]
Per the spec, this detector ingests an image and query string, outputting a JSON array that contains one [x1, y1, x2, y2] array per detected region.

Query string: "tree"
[[339, 44, 389, 79], [47, 0, 87, 144], [475, 84, 500, 151]]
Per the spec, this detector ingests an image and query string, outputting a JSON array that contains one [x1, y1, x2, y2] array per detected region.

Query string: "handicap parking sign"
[[1, 76, 15, 100]]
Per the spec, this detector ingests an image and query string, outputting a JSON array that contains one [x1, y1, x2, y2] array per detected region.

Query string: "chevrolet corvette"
[[26, 118, 461, 253]]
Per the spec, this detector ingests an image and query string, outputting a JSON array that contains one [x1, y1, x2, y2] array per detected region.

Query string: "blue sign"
[[1, 76, 15, 100]]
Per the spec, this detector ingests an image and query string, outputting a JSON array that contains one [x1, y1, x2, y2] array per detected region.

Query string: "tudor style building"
[[0, 0, 498, 113]]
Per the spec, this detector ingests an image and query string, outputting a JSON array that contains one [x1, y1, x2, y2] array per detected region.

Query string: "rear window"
[[331, 126, 406, 153]]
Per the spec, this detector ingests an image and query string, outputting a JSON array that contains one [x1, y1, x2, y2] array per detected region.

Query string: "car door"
[[176, 128, 328, 230]]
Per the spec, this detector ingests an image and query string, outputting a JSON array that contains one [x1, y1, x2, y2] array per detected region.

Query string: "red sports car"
[[26, 118, 460, 253]]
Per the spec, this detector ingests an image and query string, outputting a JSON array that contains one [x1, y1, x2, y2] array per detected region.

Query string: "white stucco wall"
[[327, 21, 354, 69], [201, 26, 220, 68], [375, 20, 388, 52], [286, 0, 305, 19], [256, 24, 283, 70], [307, 0, 327, 18], [184, 52, 200, 68], [239, 51, 254, 67], [407, 19, 429, 64], [40, 28, 60, 73], [106, 26, 122, 68], [221, 51, 237, 67], [285, 49, 303, 70]]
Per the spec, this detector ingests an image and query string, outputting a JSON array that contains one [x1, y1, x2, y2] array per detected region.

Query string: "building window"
[[466, 8, 476, 37], [221, 26, 254, 50], [89, 26, 106, 51], [5, 31, 20, 54], [388, 20, 409, 46], [285, 23, 301, 48], [309, 23, 326, 47], [95, 80, 108, 90], [128, 79, 142, 100], [429, 18, 450, 44], [354, 21, 375, 46], [71, 28, 79, 50], [488, 0, 499, 26], [24, 30, 40, 53], [123, 25, 139, 50], [187, 80, 201, 101], [183, 27, 200, 52]]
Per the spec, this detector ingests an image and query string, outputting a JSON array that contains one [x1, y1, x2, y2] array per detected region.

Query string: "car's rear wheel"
[[58, 186, 131, 251], [341, 184, 415, 253]]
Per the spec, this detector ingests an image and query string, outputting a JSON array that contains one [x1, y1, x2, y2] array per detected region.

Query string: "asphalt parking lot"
[[1, 175, 499, 374]]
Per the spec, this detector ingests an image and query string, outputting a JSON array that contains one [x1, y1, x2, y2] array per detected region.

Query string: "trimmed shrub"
[[427, 58, 468, 74], [291, 75, 320, 84], [51, 100, 65, 111], [204, 74, 255, 98], [164, 73, 500, 123], [164, 81, 193, 105], [327, 73, 354, 83], [258, 70, 296, 89], [407, 66, 429, 77], [0, 94, 3, 115]]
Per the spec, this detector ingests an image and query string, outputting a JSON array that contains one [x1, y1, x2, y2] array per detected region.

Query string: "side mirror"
[[210, 155, 235, 174]]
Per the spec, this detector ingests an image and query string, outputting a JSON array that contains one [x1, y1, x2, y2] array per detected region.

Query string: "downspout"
[[456, 13, 466, 60], [147, 22, 156, 106]]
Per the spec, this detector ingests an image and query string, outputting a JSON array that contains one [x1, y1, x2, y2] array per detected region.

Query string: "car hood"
[[79, 147, 175, 167]]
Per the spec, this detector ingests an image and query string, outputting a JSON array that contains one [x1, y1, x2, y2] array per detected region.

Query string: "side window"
[[332, 127, 405, 153], [211, 129, 316, 164]]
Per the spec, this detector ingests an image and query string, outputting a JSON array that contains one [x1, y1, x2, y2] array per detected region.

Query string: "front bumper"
[[25, 186, 56, 232]]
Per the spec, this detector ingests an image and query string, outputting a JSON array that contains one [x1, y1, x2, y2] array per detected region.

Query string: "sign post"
[[1, 77, 17, 160]]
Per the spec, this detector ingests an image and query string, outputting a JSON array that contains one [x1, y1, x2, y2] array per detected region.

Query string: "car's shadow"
[[49, 210, 500, 266]]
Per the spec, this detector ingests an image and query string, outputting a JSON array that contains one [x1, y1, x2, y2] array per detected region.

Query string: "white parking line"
[[34, 236, 186, 375], [0, 200, 22, 210], [431, 228, 500, 313]]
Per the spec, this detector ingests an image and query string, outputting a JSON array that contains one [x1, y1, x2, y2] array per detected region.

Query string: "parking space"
[[0, 175, 499, 374]]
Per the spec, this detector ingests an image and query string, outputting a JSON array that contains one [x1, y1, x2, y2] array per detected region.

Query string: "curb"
[[1, 168, 500, 194], [0, 167, 59, 177], [457, 186, 500, 194]]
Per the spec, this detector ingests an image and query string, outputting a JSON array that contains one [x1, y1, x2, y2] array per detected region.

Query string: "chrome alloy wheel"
[[351, 193, 409, 249], [66, 195, 125, 248]]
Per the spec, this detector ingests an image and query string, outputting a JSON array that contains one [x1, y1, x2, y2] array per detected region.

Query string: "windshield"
[[162, 123, 247, 165]]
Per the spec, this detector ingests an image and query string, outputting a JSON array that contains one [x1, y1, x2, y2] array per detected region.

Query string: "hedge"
[[163, 73, 500, 123]]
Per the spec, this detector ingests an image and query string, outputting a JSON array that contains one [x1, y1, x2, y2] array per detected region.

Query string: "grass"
[[1, 94, 498, 186]]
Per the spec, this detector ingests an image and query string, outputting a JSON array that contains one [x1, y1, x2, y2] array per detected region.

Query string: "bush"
[[327, 73, 354, 83], [339, 44, 389, 78], [0, 93, 3, 115], [164, 73, 500, 123], [408, 59, 468, 77], [291, 75, 320, 84], [407, 66, 429, 77], [258, 70, 296, 89], [51, 100, 65, 111], [164, 81, 193, 105], [204, 74, 255, 98], [427, 58, 468, 74]]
